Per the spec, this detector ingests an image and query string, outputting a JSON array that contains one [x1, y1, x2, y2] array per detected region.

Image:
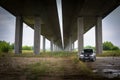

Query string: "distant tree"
[[103, 41, 119, 50], [10, 43, 14, 50], [112, 46, 119, 50], [22, 45, 32, 50], [84, 45, 95, 51]]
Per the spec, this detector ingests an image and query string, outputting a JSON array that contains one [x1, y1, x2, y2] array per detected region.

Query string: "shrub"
[[10, 43, 14, 50], [103, 41, 119, 50], [0, 41, 11, 52]]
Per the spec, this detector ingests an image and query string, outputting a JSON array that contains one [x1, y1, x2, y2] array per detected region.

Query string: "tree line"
[[0, 41, 33, 53], [0, 40, 119, 53], [85, 41, 119, 51]]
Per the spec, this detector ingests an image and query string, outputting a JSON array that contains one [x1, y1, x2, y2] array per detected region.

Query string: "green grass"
[[24, 60, 64, 79], [13, 50, 120, 57], [1, 50, 120, 58], [25, 62, 49, 76], [24, 62, 46, 79], [24, 57, 92, 79], [97, 50, 120, 57], [6, 50, 77, 58], [0, 50, 77, 58]]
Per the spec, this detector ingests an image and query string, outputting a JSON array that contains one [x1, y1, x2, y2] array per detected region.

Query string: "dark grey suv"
[[79, 49, 96, 62]]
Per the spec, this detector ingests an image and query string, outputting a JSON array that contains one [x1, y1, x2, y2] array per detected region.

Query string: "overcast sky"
[[0, 6, 120, 49]]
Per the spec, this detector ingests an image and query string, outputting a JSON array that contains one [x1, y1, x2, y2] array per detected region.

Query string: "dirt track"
[[0, 57, 120, 80]]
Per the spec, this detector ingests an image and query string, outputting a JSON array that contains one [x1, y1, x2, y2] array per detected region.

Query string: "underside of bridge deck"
[[0, 0, 120, 53]]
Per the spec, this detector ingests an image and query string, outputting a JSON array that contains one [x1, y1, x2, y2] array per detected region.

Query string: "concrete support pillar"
[[65, 45, 69, 51], [43, 36, 45, 52], [56, 45, 58, 51], [72, 43, 74, 51], [15, 16, 23, 54], [67, 45, 69, 51], [96, 17, 103, 54], [53, 44, 55, 51], [69, 37, 72, 51], [34, 17, 41, 54], [77, 17, 84, 55], [57, 46, 59, 51], [54, 44, 57, 51], [50, 38, 53, 52], [53, 44, 56, 51]]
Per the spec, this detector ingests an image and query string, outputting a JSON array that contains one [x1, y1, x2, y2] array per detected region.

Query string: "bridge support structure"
[[77, 17, 84, 55], [43, 36, 46, 52], [15, 16, 23, 54], [34, 17, 41, 54], [69, 36, 72, 51], [50, 38, 54, 52], [96, 17, 103, 54]]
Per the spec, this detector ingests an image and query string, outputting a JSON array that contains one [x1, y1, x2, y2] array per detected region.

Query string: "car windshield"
[[83, 49, 93, 54]]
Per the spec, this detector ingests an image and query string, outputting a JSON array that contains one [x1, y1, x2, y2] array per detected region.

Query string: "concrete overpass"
[[0, 0, 62, 54], [62, 0, 120, 54], [0, 0, 120, 54]]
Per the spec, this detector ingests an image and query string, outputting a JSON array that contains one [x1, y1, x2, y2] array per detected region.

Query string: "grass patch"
[[25, 62, 49, 75], [24, 61, 65, 79], [24, 57, 96, 80], [97, 50, 120, 57], [71, 57, 92, 75], [24, 61, 52, 80], [7, 50, 77, 58], [1, 50, 120, 58], [40, 51, 76, 57]]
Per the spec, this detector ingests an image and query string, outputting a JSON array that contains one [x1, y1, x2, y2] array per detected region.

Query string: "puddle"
[[106, 64, 112, 66], [93, 69, 120, 78], [102, 69, 120, 78]]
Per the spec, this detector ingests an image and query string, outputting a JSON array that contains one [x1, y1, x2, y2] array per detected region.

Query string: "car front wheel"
[[91, 57, 96, 62]]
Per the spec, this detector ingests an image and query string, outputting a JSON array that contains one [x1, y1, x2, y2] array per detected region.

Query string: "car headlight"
[[80, 54, 84, 57], [90, 53, 95, 57]]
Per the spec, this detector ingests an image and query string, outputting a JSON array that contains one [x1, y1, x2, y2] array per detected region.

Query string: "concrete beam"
[[43, 36, 45, 52], [15, 16, 23, 54], [77, 17, 84, 55], [96, 17, 103, 54], [34, 17, 41, 54]]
